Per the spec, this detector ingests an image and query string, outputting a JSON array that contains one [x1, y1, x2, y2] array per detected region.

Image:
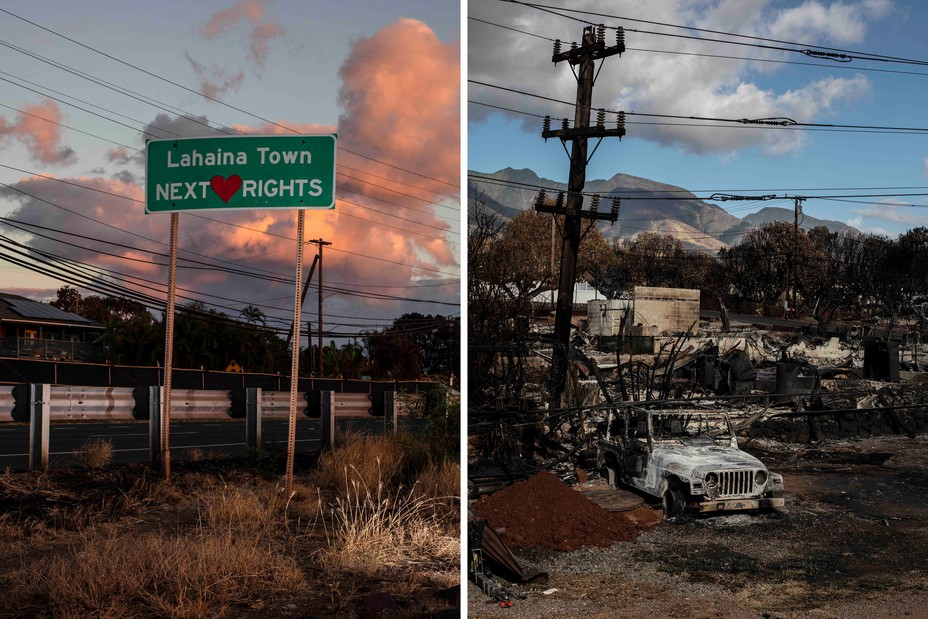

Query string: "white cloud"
[[469, 0, 890, 156], [850, 203, 928, 226]]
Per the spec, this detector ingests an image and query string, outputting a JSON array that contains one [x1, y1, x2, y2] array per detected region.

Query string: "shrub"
[[316, 470, 459, 587], [73, 438, 113, 469], [313, 434, 404, 496]]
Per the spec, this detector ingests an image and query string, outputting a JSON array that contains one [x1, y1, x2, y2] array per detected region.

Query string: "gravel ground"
[[468, 435, 928, 618]]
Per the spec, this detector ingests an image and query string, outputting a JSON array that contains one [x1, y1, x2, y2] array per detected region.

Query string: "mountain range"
[[468, 167, 859, 251]]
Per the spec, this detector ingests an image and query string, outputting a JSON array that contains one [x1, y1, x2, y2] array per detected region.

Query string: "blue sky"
[[469, 0, 928, 239], [0, 0, 460, 342]]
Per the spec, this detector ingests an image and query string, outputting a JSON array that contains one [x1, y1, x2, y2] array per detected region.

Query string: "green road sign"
[[145, 134, 336, 213]]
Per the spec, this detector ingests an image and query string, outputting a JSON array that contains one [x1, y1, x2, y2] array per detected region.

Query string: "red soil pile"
[[473, 470, 643, 551]]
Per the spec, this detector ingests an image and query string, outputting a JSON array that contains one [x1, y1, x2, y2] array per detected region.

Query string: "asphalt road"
[[0, 417, 398, 470]]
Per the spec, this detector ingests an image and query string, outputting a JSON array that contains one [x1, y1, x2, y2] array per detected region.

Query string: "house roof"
[[0, 293, 105, 330]]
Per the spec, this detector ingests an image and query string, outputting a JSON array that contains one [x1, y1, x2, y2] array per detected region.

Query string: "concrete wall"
[[587, 298, 632, 336], [632, 286, 700, 335]]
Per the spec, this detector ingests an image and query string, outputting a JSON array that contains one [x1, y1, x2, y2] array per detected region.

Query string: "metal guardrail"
[[4, 384, 430, 471], [0, 385, 13, 422], [50, 385, 136, 420], [168, 389, 232, 420], [335, 392, 376, 417], [0, 385, 418, 422], [261, 390, 307, 419]]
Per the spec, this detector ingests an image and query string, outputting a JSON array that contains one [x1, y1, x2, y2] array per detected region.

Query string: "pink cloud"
[[0, 99, 76, 165], [185, 53, 245, 98], [333, 18, 460, 271], [4, 18, 460, 322], [199, 0, 284, 68], [338, 19, 459, 201]]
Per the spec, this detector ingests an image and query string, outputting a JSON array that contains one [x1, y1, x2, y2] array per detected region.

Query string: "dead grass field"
[[0, 433, 460, 618]]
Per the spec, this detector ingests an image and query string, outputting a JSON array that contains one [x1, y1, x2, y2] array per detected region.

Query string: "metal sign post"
[[145, 133, 336, 489], [286, 210, 305, 496], [161, 212, 179, 482]]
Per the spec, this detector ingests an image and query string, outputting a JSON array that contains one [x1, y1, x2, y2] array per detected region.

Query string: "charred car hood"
[[651, 442, 765, 474]]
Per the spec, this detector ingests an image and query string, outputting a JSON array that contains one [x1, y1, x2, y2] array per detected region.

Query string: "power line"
[[470, 99, 928, 137], [0, 101, 141, 152], [0, 201, 458, 305], [0, 9, 460, 191], [0, 165, 460, 273], [469, 80, 928, 134], [468, 171, 928, 197], [337, 170, 461, 214], [469, 15, 928, 79], [0, 229, 459, 326], [499, 0, 928, 67], [0, 70, 461, 214]]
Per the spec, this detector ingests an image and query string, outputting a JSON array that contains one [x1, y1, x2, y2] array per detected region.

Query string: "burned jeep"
[[596, 408, 784, 517]]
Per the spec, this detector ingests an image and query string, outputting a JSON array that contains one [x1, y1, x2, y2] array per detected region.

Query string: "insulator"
[[591, 194, 601, 213], [597, 109, 606, 129], [543, 115, 551, 133], [570, 41, 578, 51], [610, 196, 621, 219], [562, 118, 569, 131], [553, 39, 561, 57], [555, 191, 565, 209], [597, 24, 605, 44], [617, 26, 625, 47], [617, 111, 626, 138], [535, 190, 546, 209]]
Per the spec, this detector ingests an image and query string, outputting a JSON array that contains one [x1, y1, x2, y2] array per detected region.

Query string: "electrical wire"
[[0, 165, 460, 275], [498, 0, 928, 67], [0, 9, 460, 190], [468, 15, 928, 79], [469, 80, 928, 134]]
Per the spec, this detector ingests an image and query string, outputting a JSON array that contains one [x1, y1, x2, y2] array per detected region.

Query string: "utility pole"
[[792, 196, 805, 318], [711, 193, 806, 319], [537, 24, 625, 411], [285, 254, 319, 350], [308, 238, 331, 376]]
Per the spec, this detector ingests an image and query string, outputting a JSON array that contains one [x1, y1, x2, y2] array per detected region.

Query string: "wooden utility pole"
[[538, 25, 625, 411], [285, 254, 319, 350], [308, 238, 331, 376], [792, 197, 805, 318]]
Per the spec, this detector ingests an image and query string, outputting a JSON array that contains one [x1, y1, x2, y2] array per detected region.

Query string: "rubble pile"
[[754, 382, 928, 442], [473, 470, 642, 551]]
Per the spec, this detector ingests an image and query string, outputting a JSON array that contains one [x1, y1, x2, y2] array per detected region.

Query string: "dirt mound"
[[473, 470, 643, 551]]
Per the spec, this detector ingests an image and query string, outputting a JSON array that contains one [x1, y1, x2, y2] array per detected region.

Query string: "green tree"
[[51, 286, 82, 314], [367, 331, 422, 379], [388, 313, 459, 378], [240, 304, 266, 326]]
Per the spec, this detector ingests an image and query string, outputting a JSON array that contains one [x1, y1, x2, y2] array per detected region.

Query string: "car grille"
[[718, 470, 754, 497]]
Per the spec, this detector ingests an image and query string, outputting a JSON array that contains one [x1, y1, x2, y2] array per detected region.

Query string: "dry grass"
[[11, 526, 304, 618], [72, 438, 113, 469], [197, 484, 285, 535], [315, 462, 459, 593], [412, 458, 460, 519], [0, 433, 459, 617], [313, 433, 405, 495]]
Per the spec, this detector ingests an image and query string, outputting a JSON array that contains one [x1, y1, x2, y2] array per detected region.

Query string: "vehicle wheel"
[[662, 485, 684, 519]]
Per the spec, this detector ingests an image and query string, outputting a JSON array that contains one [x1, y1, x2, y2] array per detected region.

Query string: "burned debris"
[[468, 281, 928, 603], [470, 285, 928, 487]]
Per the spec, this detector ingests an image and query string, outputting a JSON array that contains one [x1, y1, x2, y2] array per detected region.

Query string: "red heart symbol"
[[210, 174, 242, 203]]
